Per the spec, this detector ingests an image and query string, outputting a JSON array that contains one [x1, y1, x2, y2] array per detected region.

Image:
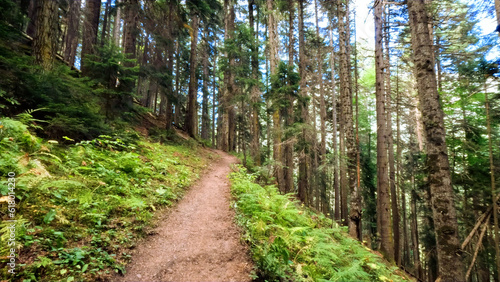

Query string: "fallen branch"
[[462, 193, 500, 250], [465, 213, 491, 281]]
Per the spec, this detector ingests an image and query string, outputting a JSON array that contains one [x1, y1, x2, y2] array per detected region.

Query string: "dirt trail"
[[113, 151, 253, 282]]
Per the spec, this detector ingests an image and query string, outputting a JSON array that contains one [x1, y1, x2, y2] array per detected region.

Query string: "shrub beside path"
[[114, 150, 253, 282]]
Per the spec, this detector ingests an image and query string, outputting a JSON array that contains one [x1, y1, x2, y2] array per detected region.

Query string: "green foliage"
[[84, 42, 139, 120], [230, 167, 406, 281], [0, 37, 109, 140], [0, 0, 24, 36], [0, 126, 209, 281], [268, 61, 300, 111], [0, 117, 44, 178]]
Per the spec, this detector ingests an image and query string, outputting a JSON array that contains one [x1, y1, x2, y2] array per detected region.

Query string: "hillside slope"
[[0, 117, 211, 281], [230, 167, 413, 282]]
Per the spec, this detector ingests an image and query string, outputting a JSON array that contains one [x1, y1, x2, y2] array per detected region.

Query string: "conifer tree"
[[408, 0, 464, 279]]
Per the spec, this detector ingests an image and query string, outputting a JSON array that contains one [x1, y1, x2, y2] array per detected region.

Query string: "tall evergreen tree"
[[374, 0, 393, 261], [408, 0, 464, 280], [185, 0, 200, 137]]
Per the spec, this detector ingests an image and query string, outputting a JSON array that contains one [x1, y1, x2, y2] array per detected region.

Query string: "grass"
[[229, 166, 410, 282], [0, 118, 212, 281]]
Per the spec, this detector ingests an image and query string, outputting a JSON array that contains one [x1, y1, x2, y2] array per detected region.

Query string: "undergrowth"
[[0, 117, 210, 281], [230, 166, 408, 282]]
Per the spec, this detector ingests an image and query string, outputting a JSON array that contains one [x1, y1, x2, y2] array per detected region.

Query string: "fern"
[[15, 108, 47, 130], [230, 166, 408, 282]]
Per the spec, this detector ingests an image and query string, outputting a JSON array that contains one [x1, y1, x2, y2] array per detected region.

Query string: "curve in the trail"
[[114, 151, 253, 282]]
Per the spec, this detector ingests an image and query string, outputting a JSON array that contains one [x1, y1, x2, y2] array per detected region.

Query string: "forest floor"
[[112, 150, 254, 282]]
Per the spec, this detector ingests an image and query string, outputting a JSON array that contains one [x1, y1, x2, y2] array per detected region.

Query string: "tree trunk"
[[201, 29, 210, 139], [397, 64, 410, 267], [330, 27, 340, 222], [408, 1, 465, 280], [314, 0, 328, 214], [312, 84, 319, 209], [298, 0, 309, 204], [338, 0, 360, 240], [249, 0, 261, 165], [165, 2, 175, 131], [411, 189, 423, 280], [81, 0, 101, 75], [33, 0, 58, 71], [121, 0, 138, 108], [375, 0, 394, 262], [100, 0, 110, 46], [384, 3, 400, 265], [353, 10, 362, 232], [339, 126, 348, 224], [227, 1, 237, 151], [174, 40, 182, 126], [267, 0, 284, 192], [283, 0, 294, 194], [157, 49, 167, 117], [218, 0, 235, 151], [485, 84, 500, 282], [212, 38, 218, 147], [186, 12, 199, 137], [113, 0, 121, 46], [26, 0, 37, 38], [496, 0, 500, 27], [63, 0, 81, 67], [139, 35, 150, 106]]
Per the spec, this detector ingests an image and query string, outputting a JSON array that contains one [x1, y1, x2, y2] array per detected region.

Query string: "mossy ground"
[[0, 118, 212, 281]]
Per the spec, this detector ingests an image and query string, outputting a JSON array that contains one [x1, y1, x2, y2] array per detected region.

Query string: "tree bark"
[[407, 1, 465, 280], [26, 0, 37, 38], [165, 2, 175, 131], [201, 29, 210, 140], [283, 0, 295, 194], [100, 0, 111, 46], [298, 0, 309, 204], [496, 0, 500, 27], [33, 0, 58, 71], [485, 84, 500, 282], [63, 0, 81, 67], [249, 0, 261, 165], [174, 40, 181, 126], [212, 38, 218, 147], [268, 0, 284, 192], [113, 0, 121, 46], [384, 3, 400, 265], [338, 0, 360, 240], [81, 0, 101, 75], [121, 0, 138, 107], [353, 9, 362, 232], [227, 1, 237, 150], [397, 63, 410, 267], [330, 27, 340, 222], [186, 12, 199, 137], [375, 0, 394, 262], [314, 0, 328, 214], [411, 189, 423, 280], [139, 35, 150, 106], [218, 0, 235, 151]]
